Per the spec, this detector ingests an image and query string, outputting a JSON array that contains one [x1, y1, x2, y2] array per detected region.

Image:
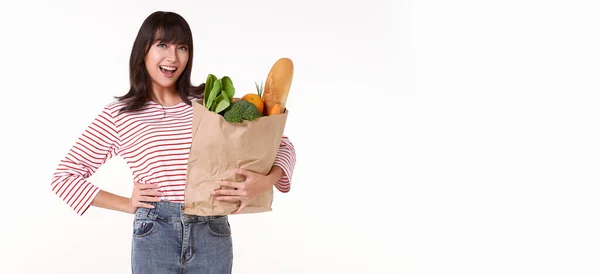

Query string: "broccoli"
[[242, 103, 262, 121], [222, 100, 262, 123], [223, 107, 243, 123]]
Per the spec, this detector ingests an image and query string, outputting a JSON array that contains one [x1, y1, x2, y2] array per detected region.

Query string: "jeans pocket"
[[132, 220, 155, 237], [205, 216, 232, 237]]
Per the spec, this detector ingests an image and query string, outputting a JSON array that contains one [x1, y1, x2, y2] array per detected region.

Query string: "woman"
[[50, 11, 296, 273]]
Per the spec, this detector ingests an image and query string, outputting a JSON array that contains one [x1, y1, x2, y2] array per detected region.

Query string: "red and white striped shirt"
[[51, 98, 296, 215]]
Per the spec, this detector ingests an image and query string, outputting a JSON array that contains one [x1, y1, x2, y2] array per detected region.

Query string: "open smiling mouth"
[[160, 65, 177, 77]]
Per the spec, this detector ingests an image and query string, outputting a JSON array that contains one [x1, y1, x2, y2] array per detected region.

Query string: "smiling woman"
[[49, 10, 297, 274], [147, 40, 188, 84], [116, 11, 200, 111]]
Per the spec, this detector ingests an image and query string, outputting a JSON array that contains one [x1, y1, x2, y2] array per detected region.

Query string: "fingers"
[[233, 168, 251, 177], [140, 189, 162, 197], [217, 180, 244, 189], [213, 189, 246, 197], [131, 183, 162, 209], [216, 196, 243, 202], [135, 183, 160, 190], [133, 201, 155, 209], [133, 191, 161, 201], [232, 202, 248, 214], [137, 195, 161, 202], [214, 177, 253, 214]]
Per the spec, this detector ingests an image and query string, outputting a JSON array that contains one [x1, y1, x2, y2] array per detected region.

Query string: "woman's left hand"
[[214, 168, 280, 214]]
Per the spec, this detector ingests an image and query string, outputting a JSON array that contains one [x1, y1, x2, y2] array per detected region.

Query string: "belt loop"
[[148, 202, 158, 219]]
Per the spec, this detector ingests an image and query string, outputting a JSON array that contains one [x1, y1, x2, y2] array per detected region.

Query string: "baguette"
[[262, 58, 294, 115]]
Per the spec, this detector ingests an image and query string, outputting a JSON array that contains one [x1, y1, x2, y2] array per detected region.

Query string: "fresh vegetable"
[[268, 103, 281, 116], [242, 102, 263, 121], [241, 82, 265, 114], [202, 60, 292, 122], [223, 106, 243, 123], [203, 74, 235, 114], [222, 100, 262, 123]]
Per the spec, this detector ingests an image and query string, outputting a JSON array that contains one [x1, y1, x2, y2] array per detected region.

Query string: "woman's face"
[[144, 40, 189, 92]]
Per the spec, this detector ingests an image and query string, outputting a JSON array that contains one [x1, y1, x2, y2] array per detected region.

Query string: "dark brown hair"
[[115, 11, 204, 113]]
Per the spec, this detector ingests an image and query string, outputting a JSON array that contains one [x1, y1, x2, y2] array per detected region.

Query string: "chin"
[[158, 81, 177, 89]]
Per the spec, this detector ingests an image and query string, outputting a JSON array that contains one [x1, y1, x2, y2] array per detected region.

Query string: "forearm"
[[267, 165, 284, 185], [91, 190, 135, 214]]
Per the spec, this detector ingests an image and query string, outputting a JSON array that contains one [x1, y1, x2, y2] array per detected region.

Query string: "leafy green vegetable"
[[206, 79, 221, 110], [203, 74, 236, 114], [201, 74, 265, 122], [221, 76, 235, 100], [214, 94, 230, 113], [203, 74, 217, 106]]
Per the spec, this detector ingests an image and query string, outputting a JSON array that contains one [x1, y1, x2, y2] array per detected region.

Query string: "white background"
[[1, 0, 599, 273]]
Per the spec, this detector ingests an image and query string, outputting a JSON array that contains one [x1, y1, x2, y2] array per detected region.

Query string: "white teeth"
[[160, 65, 176, 71]]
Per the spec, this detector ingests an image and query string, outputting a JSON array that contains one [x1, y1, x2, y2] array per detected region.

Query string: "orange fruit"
[[268, 103, 281, 116], [242, 93, 264, 114]]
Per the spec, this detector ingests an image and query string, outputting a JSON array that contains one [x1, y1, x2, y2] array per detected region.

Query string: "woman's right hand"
[[128, 183, 162, 213]]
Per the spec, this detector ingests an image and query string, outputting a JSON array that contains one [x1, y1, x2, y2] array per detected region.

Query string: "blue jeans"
[[131, 201, 233, 273]]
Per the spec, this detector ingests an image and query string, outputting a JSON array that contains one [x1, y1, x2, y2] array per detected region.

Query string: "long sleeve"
[[50, 105, 120, 215], [272, 135, 296, 193]]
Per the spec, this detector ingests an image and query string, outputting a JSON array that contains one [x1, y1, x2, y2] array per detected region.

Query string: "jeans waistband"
[[134, 201, 226, 223]]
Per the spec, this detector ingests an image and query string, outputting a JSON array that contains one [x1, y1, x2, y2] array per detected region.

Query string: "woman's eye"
[[179, 46, 188, 51], [157, 43, 167, 48]]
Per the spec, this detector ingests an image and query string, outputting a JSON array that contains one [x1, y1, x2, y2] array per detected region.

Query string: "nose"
[[166, 46, 178, 62]]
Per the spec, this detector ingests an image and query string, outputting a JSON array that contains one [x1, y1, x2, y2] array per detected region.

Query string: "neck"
[[150, 85, 181, 107]]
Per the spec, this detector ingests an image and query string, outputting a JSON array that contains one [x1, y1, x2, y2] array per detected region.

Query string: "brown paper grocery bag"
[[182, 99, 288, 216]]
